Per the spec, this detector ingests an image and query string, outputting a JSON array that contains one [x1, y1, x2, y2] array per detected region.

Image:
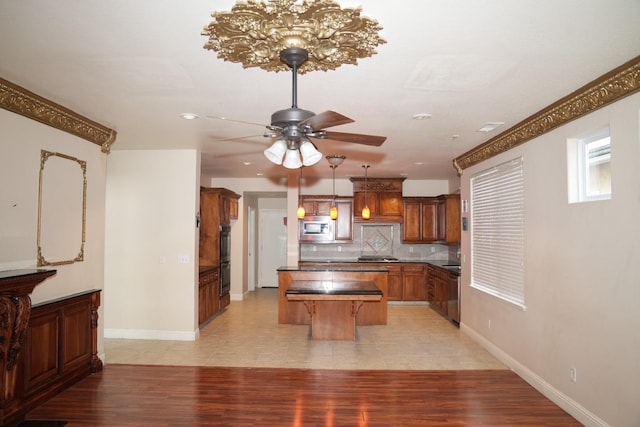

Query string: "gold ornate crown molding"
[[454, 55, 640, 174], [0, 77, 117, 153], [202, 0, 385, 73]]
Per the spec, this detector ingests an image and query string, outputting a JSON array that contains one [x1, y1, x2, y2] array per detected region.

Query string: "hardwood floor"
[[26, 364, 581, 426]]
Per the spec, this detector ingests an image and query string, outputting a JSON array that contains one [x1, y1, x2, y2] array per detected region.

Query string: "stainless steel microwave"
[[299, 216, 335, 242]]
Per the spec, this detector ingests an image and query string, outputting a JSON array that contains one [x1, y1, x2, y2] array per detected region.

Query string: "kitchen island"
[[277, 266, 389, 327], [286, 280, 382, 340]]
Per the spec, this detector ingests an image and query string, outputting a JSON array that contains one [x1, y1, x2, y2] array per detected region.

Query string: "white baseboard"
[[461, 323, 609, 427], [104, 328, 198, 341]]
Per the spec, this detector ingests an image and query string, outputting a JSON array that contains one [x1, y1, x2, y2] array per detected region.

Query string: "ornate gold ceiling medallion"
[[202, 0, 385, 73]]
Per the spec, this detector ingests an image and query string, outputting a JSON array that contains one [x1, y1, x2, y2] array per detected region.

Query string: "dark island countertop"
[[278, 265, 390, 272], [285, 280, 382, 296]]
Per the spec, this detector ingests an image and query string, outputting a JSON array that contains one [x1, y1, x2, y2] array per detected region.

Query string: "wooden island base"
[[286, 280, 382, 340]]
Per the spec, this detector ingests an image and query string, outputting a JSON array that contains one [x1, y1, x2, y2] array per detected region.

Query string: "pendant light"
[[362, 164, 370, 220], [326, 155, 345, 220], [297, 167, 306, 219]]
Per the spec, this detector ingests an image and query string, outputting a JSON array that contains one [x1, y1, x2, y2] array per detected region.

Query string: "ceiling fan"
[[211, 47, 387, 169]]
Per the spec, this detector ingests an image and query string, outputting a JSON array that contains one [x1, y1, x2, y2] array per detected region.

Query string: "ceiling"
[[1, 1, 639, 181]]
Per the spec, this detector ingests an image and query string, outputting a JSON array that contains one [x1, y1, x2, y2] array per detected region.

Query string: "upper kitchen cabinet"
[[402, 197, 438, 243], [199, 187, 241, 267], [301, 196, 333, 217], [334, 197, 353, 241], [219, 189, 240, 225], [300, 195, 353, 242], [351, 177, 405, 222], [436, 194, 461, 245]]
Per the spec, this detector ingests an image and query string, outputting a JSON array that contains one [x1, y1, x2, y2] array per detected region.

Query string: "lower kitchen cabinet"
[[432, 267, 449, 316], [402, 264, 426, 301], [385, 264, 403, 300], [199, 267, 220, 326]]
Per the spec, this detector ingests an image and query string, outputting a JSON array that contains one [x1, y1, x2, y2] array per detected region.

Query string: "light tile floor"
[[104, 288, 505, 370]]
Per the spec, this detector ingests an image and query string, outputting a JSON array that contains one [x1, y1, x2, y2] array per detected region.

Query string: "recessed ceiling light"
[[477, 122, 504, 132], [412, 113, 432, 120], [451, 134, 461, 140], [180, 113, 199, 120], [414, 162, 425, 166], [243, 161, 252, 166], [256, 172, 264, 176], [400, 172, 409, 177]]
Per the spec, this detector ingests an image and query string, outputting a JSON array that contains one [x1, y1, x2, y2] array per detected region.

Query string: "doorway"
[[258, 209, 287, 288]]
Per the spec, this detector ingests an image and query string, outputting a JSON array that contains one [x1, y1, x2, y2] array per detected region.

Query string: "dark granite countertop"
[[278, 265, 390, 272], [285, 280, 382, 296], [298, 259, 461, 274]]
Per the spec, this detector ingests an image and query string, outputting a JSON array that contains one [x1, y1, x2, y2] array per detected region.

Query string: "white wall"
[[104, 150, 199, 340], [0, 108, 107, 350], [459, 92, 640, 427]]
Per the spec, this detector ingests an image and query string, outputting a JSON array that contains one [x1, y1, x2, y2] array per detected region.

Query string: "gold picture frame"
[[37, 150, 87, 266]]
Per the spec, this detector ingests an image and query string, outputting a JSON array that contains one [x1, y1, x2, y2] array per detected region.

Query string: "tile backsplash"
[[300, 223, 458, 262]]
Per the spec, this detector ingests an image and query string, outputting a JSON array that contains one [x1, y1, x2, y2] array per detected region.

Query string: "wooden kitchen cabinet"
[[402, 197, 438, 243], [300, 195, 353, 242], [385, 264, 403, 301], [351, 177, 404, 222], [200, 187, 241, 266], [334, 197, 353, 241], [301, 196, 333, 216], [426, 264, 435, 303], [436, 194, 461, 245], [431, 267, 449, 316], [402, 264, 426, 301], [198, 267, 220, 326]]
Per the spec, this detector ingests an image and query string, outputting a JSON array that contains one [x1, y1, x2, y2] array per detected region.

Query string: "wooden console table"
[[286, 280, 382, 340], [0, 269, 55, 426]]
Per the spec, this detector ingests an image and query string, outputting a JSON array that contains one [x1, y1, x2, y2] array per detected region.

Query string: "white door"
[[247, 206, 256, 292], [258, 209, 287, 288]]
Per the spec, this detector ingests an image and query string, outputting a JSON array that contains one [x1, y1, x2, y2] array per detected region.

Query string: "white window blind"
[[470, 157, 525, 308]]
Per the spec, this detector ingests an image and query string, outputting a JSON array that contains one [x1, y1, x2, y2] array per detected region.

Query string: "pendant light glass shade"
[[329, 205, 338, 220], [300, 140, 322, 166], [361, 206, 370, 220], [297, 167, 305, 219], [264, 139, 287, 164], [362, 164, 370, 220], [326, 155, 345, 221], [283, 148, 303, 169]]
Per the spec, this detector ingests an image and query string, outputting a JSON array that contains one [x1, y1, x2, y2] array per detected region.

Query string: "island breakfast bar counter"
[[277, 266, 389, 326], [286, 280, 382, 340]]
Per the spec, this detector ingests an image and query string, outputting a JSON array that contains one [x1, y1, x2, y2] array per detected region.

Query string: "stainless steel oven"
[[300, 216, 334, 242]]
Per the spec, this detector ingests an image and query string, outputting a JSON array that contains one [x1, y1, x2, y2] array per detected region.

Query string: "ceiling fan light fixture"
[[299, 140, 322, 166], [283, 148, 303, 169], [264, 139, 288, 165]]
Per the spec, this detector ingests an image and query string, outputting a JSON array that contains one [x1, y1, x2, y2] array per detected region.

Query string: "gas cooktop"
[[357, 255, 399, 263]]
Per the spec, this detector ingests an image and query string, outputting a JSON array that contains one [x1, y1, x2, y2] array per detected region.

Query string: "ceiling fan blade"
[[300, 110, 354, 130], [206, 115, 267, 128], [208, 134, 266, 143], [319, 131, 387, 146]]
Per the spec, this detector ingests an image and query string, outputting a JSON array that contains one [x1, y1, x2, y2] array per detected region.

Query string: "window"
[[568, 127, 611, 203], [470, 157, 525, 308]]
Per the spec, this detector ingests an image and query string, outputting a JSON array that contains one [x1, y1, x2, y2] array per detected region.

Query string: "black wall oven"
[[219, 225, 231, 298], [219, 261, 230, 298]]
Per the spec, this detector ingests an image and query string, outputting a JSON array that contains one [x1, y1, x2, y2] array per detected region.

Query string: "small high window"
[[567, 127, 611, 203]]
